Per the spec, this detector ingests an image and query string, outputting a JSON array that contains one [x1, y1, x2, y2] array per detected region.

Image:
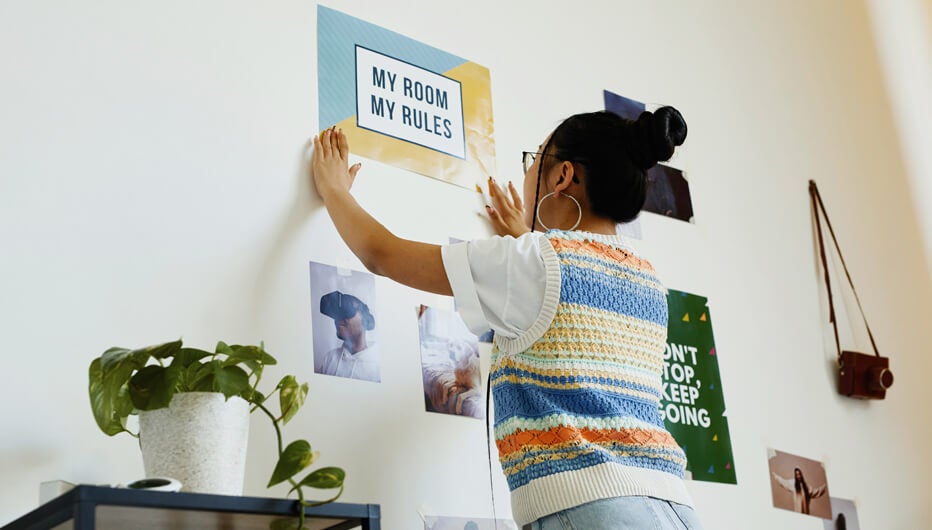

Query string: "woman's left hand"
[[485, 178, 529, 237], [311, 127, 362, 201]]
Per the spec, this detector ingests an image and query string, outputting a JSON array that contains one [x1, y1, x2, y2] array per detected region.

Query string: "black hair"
[[794, 467, 810, 497], [537, 107, 687, 225]]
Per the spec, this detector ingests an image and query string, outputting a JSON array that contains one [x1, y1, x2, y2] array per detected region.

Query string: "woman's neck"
[[574, 216, 618, 236]]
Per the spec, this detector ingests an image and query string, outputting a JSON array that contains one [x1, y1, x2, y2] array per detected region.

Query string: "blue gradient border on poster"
[[318, 5, 468, 129]]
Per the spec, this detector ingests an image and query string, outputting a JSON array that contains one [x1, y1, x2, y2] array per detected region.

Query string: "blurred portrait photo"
[[643, 164, 694, 223], [417, 305, 483, 419], [310, 261, 380, 383], [823, 497, 861, 530], [768, 448, 832, 520], [603, 88, 694, 223]]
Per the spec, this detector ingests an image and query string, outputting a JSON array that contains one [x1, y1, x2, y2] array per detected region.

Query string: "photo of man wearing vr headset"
[[315, 289, 380, 382]]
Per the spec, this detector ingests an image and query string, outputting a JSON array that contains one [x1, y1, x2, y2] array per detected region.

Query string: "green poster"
[[663, 290, 737, 484]]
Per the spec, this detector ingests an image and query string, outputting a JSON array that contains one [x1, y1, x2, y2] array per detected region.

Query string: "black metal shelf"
[[1, 485, 380, 530]]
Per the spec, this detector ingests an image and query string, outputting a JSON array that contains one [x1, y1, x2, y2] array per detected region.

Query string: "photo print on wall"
[[768, 448, 833, 520], [318, 5, 496, 190], [663, 290, 736, 484], [824, 497, 860, 530], [604, 89, 694, 223], [309, 261, 380, 383], [423, 515, 518, 530], [417, 305, 483, 419]]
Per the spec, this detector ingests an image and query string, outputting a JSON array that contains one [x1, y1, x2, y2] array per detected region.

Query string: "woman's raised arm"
[[310, 128, 452, 296]]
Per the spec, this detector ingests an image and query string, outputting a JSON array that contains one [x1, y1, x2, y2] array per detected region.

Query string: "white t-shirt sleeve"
[[441, 232, 561, 355]]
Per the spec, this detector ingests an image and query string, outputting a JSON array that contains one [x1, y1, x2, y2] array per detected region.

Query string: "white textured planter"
[[138, 392, 250, 495]]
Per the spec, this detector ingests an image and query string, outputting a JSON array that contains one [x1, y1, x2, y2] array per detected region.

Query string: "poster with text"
[[604, 90, 694, 223], [662, 290, 736, 484], [318, 5, 496, 189]]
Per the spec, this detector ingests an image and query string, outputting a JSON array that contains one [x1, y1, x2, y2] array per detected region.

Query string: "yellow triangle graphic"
[[700, 312, 707, 321], [713, 434, 719, 442], [682, 313, 690, 322]]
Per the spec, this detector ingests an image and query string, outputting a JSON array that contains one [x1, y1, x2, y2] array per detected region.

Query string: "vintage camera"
[[838, 350, 894, 400]]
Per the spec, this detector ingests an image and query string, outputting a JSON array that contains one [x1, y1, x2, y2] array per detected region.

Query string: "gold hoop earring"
[[536, 192, 582, 231]]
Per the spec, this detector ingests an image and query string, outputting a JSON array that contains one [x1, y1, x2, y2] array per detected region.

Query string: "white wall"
[[2, 1, 930, 529], [863, 0, 932, 276]]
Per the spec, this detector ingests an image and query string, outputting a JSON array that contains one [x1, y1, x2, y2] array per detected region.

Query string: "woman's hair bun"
[[629, 106, 687, 170]]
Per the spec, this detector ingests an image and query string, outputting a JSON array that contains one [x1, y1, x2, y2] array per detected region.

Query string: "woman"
[[772, 467, 827, 515], [311, 107, 702, 529]]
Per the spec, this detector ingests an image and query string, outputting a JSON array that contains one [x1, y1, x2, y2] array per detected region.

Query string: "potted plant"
[[89, 339, 344, 529]]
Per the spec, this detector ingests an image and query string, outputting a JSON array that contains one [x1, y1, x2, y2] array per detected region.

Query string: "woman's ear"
[[552, 161, 576, 194]]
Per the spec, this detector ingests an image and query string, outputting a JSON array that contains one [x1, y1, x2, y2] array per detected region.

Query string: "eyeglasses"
[[523, 151, 557, 173], [522, 151, 582, 182]]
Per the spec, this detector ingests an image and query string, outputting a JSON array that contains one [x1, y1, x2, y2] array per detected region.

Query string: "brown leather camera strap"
[[809, 180, 881, 359]]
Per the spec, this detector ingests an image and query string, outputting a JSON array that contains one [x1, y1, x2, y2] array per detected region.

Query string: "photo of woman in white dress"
[[767, 449, 832, 519], [772, 467, 827, 515]]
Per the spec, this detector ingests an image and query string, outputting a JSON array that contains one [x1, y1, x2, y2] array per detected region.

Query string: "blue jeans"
[[523, 496, 704, 530]]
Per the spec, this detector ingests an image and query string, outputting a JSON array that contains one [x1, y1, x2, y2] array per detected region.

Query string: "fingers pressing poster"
[[417, 305, 483, 419], [318, 5, 496, 189], [768, 448, 833, 520], [604, 89, 694, 223], [662, 290, 737, 484], [309, 261, 380, 383]]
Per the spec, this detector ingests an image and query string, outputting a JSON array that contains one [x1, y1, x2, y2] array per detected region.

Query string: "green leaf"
[[299, 485, 345, 507], [226, 344, 278, 367], [89, 352, 141, 437], [114, 383, 135, 419], [267, 440, 315, 487], [278, 376, 307, 425], [215, 341, 234, 355], [129, 364, 181, 411], [188, 360, 220, 391], [241, 388, 265, 405], [89, 359, 126, 436], [294, 467, 345, 490], [170, 351, 210, 392], [99, 347, 131, 370], [214, 365, 250, 398], [99, 347, 147, 375], [145, 340, 184, 360], [100, 340, 181, 373], [173, 348, 213, 369]]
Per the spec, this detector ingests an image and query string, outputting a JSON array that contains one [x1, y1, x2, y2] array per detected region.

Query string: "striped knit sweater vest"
[[490, 231, 690, 526]]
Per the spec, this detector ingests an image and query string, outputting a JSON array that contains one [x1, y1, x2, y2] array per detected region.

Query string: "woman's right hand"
[[485, 177, 529, 238], [311, 128, 362, 202]]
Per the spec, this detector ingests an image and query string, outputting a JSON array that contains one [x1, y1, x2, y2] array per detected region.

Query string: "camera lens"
[[868, 367, 894, 391]]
